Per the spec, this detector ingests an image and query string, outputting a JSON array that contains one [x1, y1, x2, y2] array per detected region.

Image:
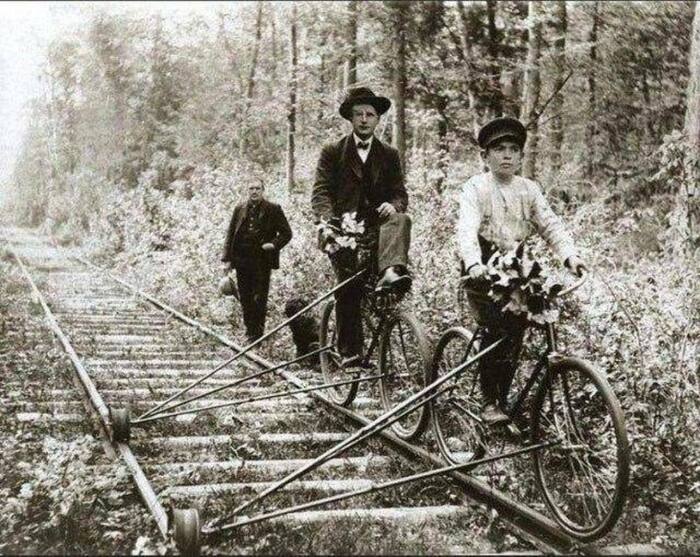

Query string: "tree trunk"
[[390, 1, 407, 171], [286, 3, 298, 192], [456, 0, 480, 136], [585, 1, 598, 176], [683, 0, 700, 238], [522, 0, 542, 179], [245, 2, 263, 102], [239, 3, 264, 156], [436, 94, 449, 194], [345, 0, 358, 87], [550, 0, 567, 177], [485, 0, 503, 117], [270, 5, 278, 89]]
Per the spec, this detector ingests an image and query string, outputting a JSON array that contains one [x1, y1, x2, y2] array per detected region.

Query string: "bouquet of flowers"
[[319, 212, 366, 255], [464, 242, 564, 325]]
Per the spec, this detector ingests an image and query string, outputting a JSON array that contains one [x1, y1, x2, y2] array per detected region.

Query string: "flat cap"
[[477, 117, 527, 149]]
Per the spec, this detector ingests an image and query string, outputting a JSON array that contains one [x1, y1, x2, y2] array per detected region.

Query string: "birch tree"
[[550, 0, 567, 177], [522, 0, 542, 179], [286, 3, 298, 192]]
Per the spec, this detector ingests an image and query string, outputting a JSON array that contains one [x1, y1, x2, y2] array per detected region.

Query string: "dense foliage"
[[1, 0, 698, 550]]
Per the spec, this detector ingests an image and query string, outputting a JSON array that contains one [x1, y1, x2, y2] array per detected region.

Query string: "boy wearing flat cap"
[[458, 116, 586, 424], [312, 87, 412, 369]]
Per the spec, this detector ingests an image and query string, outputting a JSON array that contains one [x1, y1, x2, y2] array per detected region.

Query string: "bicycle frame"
[[465, 320, 563, 424]]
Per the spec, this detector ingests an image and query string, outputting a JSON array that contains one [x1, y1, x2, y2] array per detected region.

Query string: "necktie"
[[357, 141, 370, 151]]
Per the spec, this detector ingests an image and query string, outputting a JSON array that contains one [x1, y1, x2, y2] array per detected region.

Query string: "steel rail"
[[206, 383, 449, 532], [132, 372, 387, 424], [134, 343, 333, 421], [9, 249, 170, 539], [135, 269, 366, 421], [214, 338, 504, 525], [71, 254, 582, 553], [211, 439, 560, 532]]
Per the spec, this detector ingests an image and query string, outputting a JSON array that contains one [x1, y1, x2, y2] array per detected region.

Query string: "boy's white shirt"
[[457, 171, 579, 271]]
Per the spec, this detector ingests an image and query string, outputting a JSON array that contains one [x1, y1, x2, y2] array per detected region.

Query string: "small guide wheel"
[[173, 508, 201, 556], [110, 407, 131, 443]]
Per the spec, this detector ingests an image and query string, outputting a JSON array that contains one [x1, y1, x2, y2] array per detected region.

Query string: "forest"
[[1, 0, 699, 550]]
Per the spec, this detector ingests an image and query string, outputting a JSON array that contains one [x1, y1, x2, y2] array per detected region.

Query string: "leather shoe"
[[376, 266, 412, 293], [481, 402, 509, 425]]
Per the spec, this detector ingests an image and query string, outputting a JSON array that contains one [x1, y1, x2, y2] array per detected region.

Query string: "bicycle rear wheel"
[[319, 300, 358, 407], [378, 310, 431, 441], [430, 327, 486, 466], [531, 357, 630, 541]]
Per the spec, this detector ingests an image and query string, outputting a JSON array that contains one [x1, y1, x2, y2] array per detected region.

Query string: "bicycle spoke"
[[533, 360, 628, 538]]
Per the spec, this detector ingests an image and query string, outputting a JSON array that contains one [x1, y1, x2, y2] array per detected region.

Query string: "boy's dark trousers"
[[466, 291, 527, 408], [236, 260, 271, 341]]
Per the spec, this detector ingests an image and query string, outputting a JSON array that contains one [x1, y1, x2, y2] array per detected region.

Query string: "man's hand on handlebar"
[[318, 224, 336, 244], [377, 202, 397, 219]]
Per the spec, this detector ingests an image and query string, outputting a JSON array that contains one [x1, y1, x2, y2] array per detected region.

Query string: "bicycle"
[[318, 243, 431, 441], [429, 271, 630, 541]]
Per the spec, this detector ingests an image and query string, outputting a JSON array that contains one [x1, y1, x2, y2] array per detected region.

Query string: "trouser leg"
[[251, 266, 271, 339], [377, 213, 411, 274], [235, 266, 258, 339], [330, 250, 363, 358], [478, 325, 526, 406], [469, 288, 527, 406]]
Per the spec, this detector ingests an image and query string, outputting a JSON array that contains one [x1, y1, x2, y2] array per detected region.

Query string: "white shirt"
[[457, 172, 579, 271], [353, 133, 374, 164]]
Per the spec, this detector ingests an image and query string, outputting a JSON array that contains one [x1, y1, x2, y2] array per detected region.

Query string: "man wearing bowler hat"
[[457, 116, 586, 424], [312, 87, 412, 369]]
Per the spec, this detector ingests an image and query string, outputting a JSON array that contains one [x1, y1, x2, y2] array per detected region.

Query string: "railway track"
[[4, 227, 619, 555]]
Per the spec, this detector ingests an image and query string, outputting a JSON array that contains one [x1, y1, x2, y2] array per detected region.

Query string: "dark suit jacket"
[[311, 134, 407, 226], [222, 199, 292, 270]]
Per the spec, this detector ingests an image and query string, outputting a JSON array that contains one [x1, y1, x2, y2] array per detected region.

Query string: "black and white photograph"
[[0, 0, 698, 554]]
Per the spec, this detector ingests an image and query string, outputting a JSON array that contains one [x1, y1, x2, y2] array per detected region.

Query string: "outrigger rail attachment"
[[204, 336, 505, 533], [137, 269, 366, 422], [207, 439, 560, 533], [132, 344, 332, 425], [132, 371, 386, 425]]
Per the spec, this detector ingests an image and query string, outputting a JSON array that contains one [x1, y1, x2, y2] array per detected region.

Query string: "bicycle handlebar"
[[558, 270, 587, 297], [458, 269, 588, 299]]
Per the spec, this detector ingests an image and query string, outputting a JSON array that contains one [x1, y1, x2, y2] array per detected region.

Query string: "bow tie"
[[357, 141, 370, 151]]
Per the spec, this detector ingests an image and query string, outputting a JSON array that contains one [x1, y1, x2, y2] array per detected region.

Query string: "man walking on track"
[[311, 86, 413, 370], [222, 180, 292, 343]]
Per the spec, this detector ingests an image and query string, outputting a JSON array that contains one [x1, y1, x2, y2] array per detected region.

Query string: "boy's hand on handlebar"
[[565, 255, 587, 277], [467, 263, 489, 279]]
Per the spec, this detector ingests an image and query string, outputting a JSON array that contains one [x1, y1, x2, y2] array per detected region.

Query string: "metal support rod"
[[205, 384, 447, 533], [132, 372, 386, 425], [137, 269, 365, 421], [138, 344, 332, 421], [208, 337, 504, 529], [207, 439, 560, 534]]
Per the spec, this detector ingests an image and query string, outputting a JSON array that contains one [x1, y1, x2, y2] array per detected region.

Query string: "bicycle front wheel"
[[430, 327, 486, 466], [531, 357, 630, 541], [319, 300, 358, 407], [378, 310, 431, 441]]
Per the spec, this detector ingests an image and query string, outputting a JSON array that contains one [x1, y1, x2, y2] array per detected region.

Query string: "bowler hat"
[[339, 87, 391, 120], [477, 117, 527, 150]]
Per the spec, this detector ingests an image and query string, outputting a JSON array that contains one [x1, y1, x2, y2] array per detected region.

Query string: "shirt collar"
[[353, 133, 374, 148]]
